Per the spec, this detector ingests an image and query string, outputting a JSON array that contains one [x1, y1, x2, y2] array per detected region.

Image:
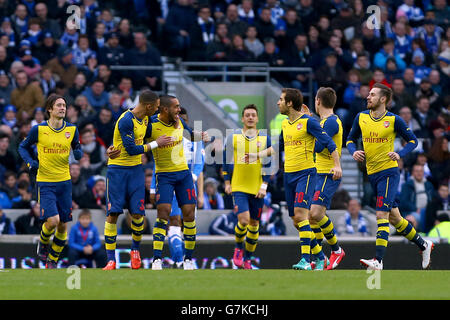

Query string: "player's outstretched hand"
[[352, 150, 365, 162], [387, 152, 400, 161], [156, 135, 174, 147], [106, 146, 121, 159], [255, 188, 267, 199], [330, 165, 342, 180]]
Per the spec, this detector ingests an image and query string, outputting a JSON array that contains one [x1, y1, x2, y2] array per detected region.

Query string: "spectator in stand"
[[91, 107, 114, 147], [98, 32, 126, 68], [60, 25, 79, 50], [81, 80, 109, 112], [414, 96, 436, 138], [415, 19, 444, 56], [228, 34, 255, 63], [108, 89, 126, 121], [117, 18, 134, 50], [416, 78, 441, 113], [96, 64, 117, 92], [384, 57, 403, 85], [343, 69, 361, 109], [427, 136, 450, 186], [14, 201, 41, 234], [188, 5, 216, 62], [79, 175, 107, 210], [126, 30, 162, 91], [316, 34, 353, 72], [203, 177, 225, 210], [44, 45, 78, 88], [11, 3, 28, 38], [373, 38, 406, 73], [425, 184, 449, 234], [257, 37, 286, 85], [0, 69, 12, 108], [396, 0, 424, 27], [11, 180, 32, 209], [337, 199, 371, 236], [1, 105, 18, 131], [390, 78, 414, 114], [162, 0, 196, 59], [68, 209, 106, 268], [288, 34, 312, 92], [409, 48, 431, 84], [34, 32, 59, 66], [72, 35, 96, 68], [70, 163, 88, 210], [399, 106, 422, 138], [89, 22, 107, 53], [399, 164, 436, 230], [0, 170, 18, 202], [369, 68, 391, 89], [390, 20, 413, 60], [10, 70, 44, 121], [238, 0, 255, 26], [244, 25, 264, 58], [221, 3, 249, 39], [35, 2, 62, 39], [0, 206, 15, 234], [352, 53, 373, 85], [68, 72, 87, 101], [402, 67, 418, 96], [0, 131, 17, 173], [79, 128, 107, 174], [206, 22, 232, 62], [429, 69, 443, 96], [315, 51, 347, 99], [254, 7, 275, 42]]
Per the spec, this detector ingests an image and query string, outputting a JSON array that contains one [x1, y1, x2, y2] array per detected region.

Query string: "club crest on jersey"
[[65, 131, 71, 139], [383, 121, 390, 128], [297, 123, 303, 130]]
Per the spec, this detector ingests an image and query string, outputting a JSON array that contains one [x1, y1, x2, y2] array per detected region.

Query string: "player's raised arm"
[[18, 125, 39, 170], [71, 127, 83, 161], [307, 117, 342, 180], [390, 115, 418, 161], [346, 113, 364, 162]]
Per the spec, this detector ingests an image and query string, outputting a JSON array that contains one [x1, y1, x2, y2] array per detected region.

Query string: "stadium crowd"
[[0, 0, 448, 237]]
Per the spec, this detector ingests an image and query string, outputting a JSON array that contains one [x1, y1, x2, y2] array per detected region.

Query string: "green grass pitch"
[[1, 269, 450, 300]]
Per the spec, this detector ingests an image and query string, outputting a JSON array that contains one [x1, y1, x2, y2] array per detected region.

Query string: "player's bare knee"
[[169, 215, 181, 227], [249, 219, 259, 227], [309, 206, 323, 222], [238, 212, 250, 226]]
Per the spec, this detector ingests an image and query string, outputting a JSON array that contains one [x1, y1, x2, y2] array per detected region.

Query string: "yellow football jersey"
[[315, 115, 343, 174], [148, 115, 189, 173], [223, 129, 271, 195], [108, 110, 149, 167], [18, 121, 81, 182]]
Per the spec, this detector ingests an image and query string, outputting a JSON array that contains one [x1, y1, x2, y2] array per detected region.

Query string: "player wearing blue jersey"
[[19, 94, 83, 268]]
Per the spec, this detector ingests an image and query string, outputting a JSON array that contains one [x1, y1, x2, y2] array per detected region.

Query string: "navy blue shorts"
[[232, 191, 264, 221], [155, 170, 196, 207], [312, 174, 341, 210], [106, 165, 145, 216], [368, 167, 400, 212], [37, 180, 73, 223], [284, 168, 317, 216]]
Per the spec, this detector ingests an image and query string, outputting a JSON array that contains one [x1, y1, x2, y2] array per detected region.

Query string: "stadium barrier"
[[0, 234, 448, 270]]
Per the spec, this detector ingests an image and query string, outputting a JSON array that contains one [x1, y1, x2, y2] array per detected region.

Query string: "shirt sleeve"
[[307, 116, 336, 154], [315, 117, 339, 153], [262, 135, 272, 183], [394, 115, 418, 157], [118, 116, 146, 156], [71, 127, 83, 160], [346, 113, 361, 155], [18, 125, 39, 169], [222, 133, 234, 182]]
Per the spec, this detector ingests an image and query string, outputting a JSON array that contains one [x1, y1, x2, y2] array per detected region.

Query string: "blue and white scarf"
[[344, 212, 368, 235], [198, 17, 215, 44]]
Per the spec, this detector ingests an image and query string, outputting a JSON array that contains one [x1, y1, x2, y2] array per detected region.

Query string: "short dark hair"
[[139, 89, 159, 107], [78, 209, 92, 219], [282, 88, 303, 111], [242, 104, 258, 116], [44, 94, 66, 117], [372, 83, 392, 104], [159, 94, 177, 109], [316, 87, 337, 109]]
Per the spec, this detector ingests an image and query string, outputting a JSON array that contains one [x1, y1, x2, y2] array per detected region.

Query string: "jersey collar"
[[369, 110, 388, 122], [46, 120, 66, 132]]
